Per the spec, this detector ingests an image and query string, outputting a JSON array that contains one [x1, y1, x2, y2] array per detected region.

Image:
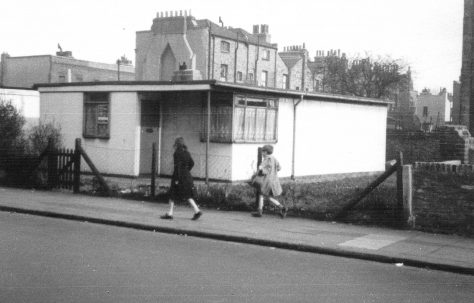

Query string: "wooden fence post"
[[47, 138, 56, 189], [77, 144, 111, 196], [73, 139, 81, 193], [396, 151, 404, 223], [151, 142, 157, 199], [402, 164, 415, 228]]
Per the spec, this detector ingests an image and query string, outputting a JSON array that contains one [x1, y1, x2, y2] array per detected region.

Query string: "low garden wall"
[[410, 162, 474, 236]]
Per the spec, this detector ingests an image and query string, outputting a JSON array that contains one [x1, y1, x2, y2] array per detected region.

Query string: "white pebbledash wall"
[[40, 88, 387, 181], [40, 91, 141, 176], [231, 98, 388, 181]]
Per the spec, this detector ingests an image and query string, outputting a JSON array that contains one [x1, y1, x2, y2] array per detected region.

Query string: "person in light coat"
[[252, 145, 287, 218]]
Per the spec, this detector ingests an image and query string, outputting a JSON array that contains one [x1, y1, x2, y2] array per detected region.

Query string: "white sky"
[[0, 0, 463, 93]]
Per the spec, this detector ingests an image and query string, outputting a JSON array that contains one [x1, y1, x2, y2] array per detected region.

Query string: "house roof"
[[197, 20, 277, 49], [279, 56, 302, 70], [34, 80, 391, 106]]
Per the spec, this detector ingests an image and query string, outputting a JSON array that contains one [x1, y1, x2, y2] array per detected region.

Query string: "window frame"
[[237, 71, 243, 82], [260, 70, 268, 87], [201, 94, 278, 144], [262, 49, 270, 61], [220, 64, 228, 81], [220, 40, 231, 53], [232, 95, 278, 143], [83, 92, 111, 139]]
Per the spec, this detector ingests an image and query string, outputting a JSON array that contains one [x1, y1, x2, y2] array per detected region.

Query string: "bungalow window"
[[423, 106, 428, 117], [221, 41, 230, 53], [234, 96, 277, 142], [201, 94, 278, 143], [83, 92, 110, 139]]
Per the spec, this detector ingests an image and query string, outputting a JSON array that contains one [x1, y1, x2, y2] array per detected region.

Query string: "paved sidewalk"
[[1, 187, 473, 275]]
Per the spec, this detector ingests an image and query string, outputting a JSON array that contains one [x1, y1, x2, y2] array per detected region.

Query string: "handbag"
[[250, 171, 264, 189]]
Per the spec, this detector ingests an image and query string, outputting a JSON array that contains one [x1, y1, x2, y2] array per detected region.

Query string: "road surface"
[[1, 212, 473, 302]]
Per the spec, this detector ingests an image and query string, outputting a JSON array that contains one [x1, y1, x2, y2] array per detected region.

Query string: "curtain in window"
[[245, 107, 256, 141], [84, 104, 97, 135], [255, 108, 266, 141], [265, 108, 276, 140], [234, 107, 245, 140]]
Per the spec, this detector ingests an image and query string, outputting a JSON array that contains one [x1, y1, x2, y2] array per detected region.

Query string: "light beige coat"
[[260, 155, 282, 196]]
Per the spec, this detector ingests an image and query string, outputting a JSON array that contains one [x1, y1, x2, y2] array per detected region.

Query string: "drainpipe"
[[246, 43, 249, 82], [291, 94, 304, 180], [212, 35, 215, 79], [301, 52, 305, 91], [234, 32, 239, 83], [206, 90, 211, 185], [273, 49, 277, 88], [207, 22, 212, 79], [254, 36, 260, 85]]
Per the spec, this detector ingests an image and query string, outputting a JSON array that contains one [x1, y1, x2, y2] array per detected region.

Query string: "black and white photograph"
[[1, 0, 473, 301]]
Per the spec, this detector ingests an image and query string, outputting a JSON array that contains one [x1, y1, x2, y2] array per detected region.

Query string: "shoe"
[[279, 206, 288, 219], [251, 210, 263, 217], [192, 211, 202, 220], [160, 214, 173, 220]]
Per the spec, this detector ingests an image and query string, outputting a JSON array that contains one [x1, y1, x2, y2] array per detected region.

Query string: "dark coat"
[[169, 147, 195, 201]]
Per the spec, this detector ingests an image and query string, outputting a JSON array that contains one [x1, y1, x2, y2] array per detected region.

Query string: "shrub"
[[0, 99, 26, 158], [27, 121, 63, 155]]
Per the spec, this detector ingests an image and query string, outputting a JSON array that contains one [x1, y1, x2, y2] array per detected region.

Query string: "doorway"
[[140, 100, 161, 175]]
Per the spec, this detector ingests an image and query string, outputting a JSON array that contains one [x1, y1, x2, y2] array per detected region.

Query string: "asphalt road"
[[1, 212, 473, 303]]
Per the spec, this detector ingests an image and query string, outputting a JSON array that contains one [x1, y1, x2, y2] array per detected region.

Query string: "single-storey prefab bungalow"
[[36, 80, 390, 182]]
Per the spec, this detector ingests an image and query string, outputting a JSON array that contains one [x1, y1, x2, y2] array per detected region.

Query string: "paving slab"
[[1, 187, 473, 275]]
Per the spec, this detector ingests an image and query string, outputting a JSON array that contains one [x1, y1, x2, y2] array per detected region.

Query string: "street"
[[1, 212, 473, 303]]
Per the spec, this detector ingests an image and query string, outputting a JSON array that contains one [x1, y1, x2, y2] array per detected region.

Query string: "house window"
[[220, 64, 228, 81], [260, 71, 268, 87], [234, 95, 277, 142], [423, 106, 428, 117], [248, 73, 254, 82], [83, 92, 110, 139], [237, 71, 243, 82], [262, 49, 270, 60], [75, 74, 83, 82], [201, 94, 278, 143], [282, 74, 289, 89], [221, 41, 230, 53]]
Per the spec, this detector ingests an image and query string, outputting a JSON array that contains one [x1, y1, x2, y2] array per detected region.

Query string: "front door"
[[140, 100, 160, 175]]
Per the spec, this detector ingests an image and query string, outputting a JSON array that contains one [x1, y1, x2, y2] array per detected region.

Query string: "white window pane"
[[255, 108, 266, 141], [245, 107, 256, 141], [234, 107, 245, 140], [265, 109, 276, 140]]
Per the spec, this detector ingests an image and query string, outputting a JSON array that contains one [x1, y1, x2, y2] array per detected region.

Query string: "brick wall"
[[412, 162, 474, 236], [386, 132, 442, 163]]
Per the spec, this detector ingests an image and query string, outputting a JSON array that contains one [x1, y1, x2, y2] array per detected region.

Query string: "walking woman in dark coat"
[[161, 137, 202, 220]]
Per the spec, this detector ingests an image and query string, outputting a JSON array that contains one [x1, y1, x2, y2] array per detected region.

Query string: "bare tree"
[[320, 54, 408, 99]]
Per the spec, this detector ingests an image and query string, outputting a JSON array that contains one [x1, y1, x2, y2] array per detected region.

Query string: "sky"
[[0, 0, 464, 93]]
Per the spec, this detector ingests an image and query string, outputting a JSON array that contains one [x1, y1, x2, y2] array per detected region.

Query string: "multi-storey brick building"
[[0, 51, 135, 89], [136, 11, 279, 87], [136, 11, 328, 92], [460, 0, 474, 134]]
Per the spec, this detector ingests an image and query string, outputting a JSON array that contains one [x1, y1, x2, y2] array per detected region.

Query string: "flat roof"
[[34, 80, 392, 106]]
